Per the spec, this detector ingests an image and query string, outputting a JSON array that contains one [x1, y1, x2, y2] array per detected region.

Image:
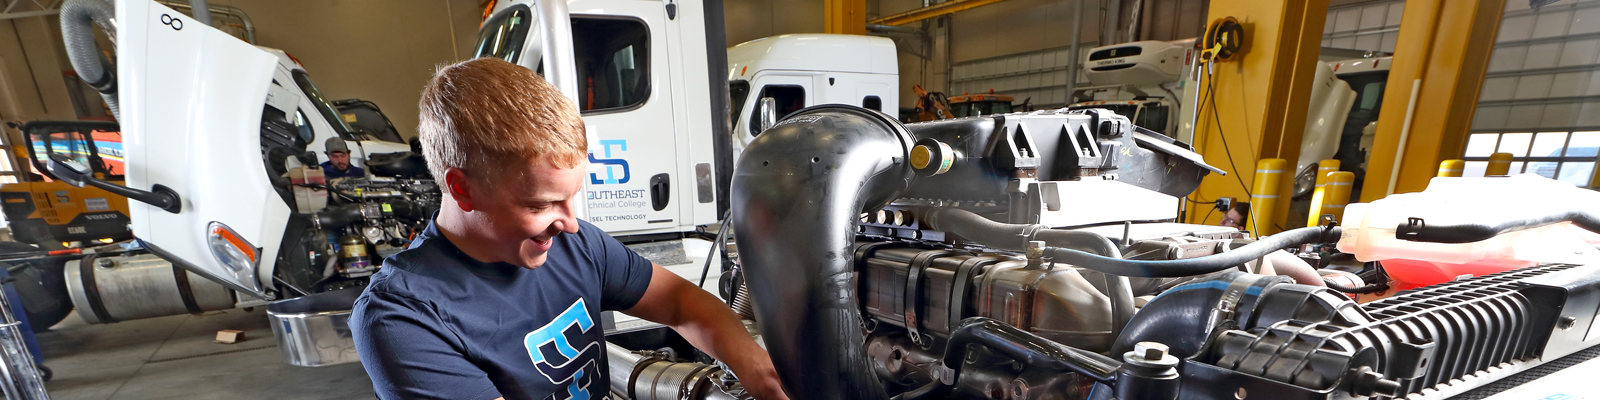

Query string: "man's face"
[[329, 151, 351, 170], [460, 161, 584, 268], [1221, 209, 1246, 230]]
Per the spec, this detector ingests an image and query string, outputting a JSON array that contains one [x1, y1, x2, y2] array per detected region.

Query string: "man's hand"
[[624, 264, 791, 400]]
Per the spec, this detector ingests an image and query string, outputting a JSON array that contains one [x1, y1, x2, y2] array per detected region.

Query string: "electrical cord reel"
[[1202, 17, 1244, 63]]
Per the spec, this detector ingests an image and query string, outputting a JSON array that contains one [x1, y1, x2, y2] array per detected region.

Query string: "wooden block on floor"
[[215, 330, 245, 344]]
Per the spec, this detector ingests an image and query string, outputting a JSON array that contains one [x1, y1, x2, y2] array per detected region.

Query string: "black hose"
[[1322, 279, 1388, 294], [1395, 210, 1600, 244], [888, 381, 947, 400], [1046, 226, 1339, 278], [942, 317, 1120, 383]]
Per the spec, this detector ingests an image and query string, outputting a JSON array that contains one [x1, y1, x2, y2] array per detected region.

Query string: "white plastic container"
[[286, 166, 328, 214], [1337, 174, 1600, 290]]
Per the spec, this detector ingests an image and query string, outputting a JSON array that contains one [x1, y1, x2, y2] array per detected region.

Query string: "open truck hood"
[[117, 0, 284, 299]]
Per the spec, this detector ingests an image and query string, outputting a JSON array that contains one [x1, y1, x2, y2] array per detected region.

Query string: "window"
[[1462, 131, 1599, 188], [863, 96, 882, 112], [290, 70, 356, 140], [293, 110, 316, 146], [474, 5, 533, 63], [750, 85, 806, 136], [1135, 103, 1170, 134], [573, 17, 650, 113], [729, 80, 751, 124], [29, 127, 123, 180]]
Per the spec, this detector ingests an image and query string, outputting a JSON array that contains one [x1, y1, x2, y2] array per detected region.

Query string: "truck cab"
[[258, 48, 412, 170], [726, 34, 899, 158], [478, 0, 728, 238]]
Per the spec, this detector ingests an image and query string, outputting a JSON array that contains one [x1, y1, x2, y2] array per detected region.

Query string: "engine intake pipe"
[[731, 105, 915, 400]]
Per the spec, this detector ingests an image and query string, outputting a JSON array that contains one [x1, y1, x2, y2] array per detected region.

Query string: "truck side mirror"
[[46, 153, 91, 187], [755, 97, 778, 135], [47, 153, 183, 214]]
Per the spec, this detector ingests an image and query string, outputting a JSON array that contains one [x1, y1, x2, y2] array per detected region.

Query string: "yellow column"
[[1360, 0, 1508, 201], [1321, 172, 1355, 223], [1305, 160, 1340, 227], [1185, 0, 1330, 235], [825, 0, 868, 35], [1437, 160, 1464, 177], [1486, 152, 1513, 176], [1249, 159, 1287, 237]]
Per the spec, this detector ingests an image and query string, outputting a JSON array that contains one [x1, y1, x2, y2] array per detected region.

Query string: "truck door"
[[570, 12, 681, 232], [110, 0, 285, 299]]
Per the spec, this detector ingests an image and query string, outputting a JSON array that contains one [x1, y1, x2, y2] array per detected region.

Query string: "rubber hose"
[[60, 0, 120, 121], [1322, 279, 1388, 294], [1045, 226, 1339, 278], [312, 204, 365, 229], [1396, 209, 1600, 244]]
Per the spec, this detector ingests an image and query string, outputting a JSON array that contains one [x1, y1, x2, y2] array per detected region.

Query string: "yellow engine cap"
[[910, 139, 955, 176]]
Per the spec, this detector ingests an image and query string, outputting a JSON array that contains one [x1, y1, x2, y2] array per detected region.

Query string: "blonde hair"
[[418, 58, 586, 185]]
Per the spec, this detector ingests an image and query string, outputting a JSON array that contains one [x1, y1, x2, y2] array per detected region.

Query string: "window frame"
[[572, 15, 653, 116], [748, 84, 807, 137], [1462, 130, 1600, 188], [473, 4, 534, 64]]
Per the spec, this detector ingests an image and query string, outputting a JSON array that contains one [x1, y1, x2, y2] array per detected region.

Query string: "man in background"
[[321, 137, 366, 178]]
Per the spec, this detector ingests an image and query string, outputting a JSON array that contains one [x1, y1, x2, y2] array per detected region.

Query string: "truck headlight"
[[207, 222, 260, 285]]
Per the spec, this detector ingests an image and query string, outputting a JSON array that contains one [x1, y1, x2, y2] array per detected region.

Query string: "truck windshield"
[[290, 70, 357, 140], [475, 5, 533, 63]]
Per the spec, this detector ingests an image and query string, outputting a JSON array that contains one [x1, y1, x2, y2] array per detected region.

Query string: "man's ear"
[[444, 168, 476, 212]]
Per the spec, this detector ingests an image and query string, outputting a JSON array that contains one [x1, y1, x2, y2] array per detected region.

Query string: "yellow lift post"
[[1183, 0, 1330, 236], [1361, 0, 1506, 201], [825, 0, 867, 35]]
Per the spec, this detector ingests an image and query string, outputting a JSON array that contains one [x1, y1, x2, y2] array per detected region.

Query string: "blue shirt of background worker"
[[321, 137, 365, 179]]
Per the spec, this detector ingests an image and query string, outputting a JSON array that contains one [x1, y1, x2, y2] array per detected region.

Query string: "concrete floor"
[[28, 237, 721, 399], [36, 308, 374, 400]]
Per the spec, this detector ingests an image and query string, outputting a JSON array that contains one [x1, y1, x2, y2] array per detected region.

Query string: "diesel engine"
[[646, 105, 1600, 400]]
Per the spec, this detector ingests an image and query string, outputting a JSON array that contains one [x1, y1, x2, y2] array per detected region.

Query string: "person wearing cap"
[[322, 137, 366, 179]]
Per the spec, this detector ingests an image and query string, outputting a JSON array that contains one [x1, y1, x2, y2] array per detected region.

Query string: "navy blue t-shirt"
[[351, 219, 653, 400], [320, 161, 366, 179]]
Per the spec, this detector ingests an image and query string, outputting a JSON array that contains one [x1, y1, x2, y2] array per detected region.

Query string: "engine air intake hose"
[[731, 105, 915, 400], [1046, 226, 1340, 278], [61, 0, 120, 121]]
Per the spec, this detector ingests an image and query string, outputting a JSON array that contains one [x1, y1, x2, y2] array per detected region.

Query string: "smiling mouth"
[[532, 236, 553, 245]]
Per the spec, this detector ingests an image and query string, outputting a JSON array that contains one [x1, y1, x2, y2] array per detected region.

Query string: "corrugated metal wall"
[[1321, 0, 1404, 54], [1464, 0, 1600, 186], [949, 46, 1087, 108]]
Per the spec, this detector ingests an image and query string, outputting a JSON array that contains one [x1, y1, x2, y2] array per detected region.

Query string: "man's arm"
[[623, 263, 789, 400]]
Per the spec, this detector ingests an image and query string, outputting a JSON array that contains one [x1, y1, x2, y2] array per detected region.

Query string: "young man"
[[320, 137, 366, 179], [350, 58, 787, 400]]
